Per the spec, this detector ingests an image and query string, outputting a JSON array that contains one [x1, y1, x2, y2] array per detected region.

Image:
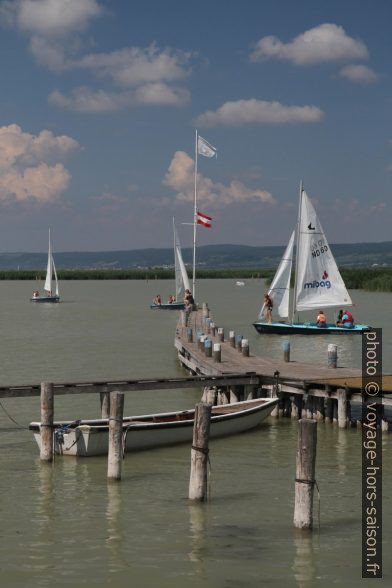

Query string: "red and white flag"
[[196, 211, 212, 229]]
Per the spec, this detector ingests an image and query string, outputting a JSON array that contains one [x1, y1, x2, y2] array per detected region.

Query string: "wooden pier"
[[174, 307, 391, 428]]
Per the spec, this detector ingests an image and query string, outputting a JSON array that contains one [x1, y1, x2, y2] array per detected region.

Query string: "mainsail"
[[43, 230, 59, 297], [173, 221, 190, 299], [295, 190, 352, 311], [259, 230, 295, 319]]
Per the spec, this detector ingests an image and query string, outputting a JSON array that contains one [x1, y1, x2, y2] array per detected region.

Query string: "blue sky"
[[0, 0, 391, 251]]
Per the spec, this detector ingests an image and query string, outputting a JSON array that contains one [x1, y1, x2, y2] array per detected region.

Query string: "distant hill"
[[0, 241, 391, 270]]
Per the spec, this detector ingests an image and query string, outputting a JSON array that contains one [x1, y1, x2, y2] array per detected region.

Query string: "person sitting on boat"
[[168, 295, 175, 304], [153, 294, 162, 305], [32, 290, 39, 298], [342, 310, 354, 328], [264, 293, 273, 324], [336, 309, 344, 326], [316, 310, 327, 327]]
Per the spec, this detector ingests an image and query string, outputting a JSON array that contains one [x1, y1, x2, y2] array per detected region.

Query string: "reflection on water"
[[292, 529, 317, 588], [188, 503, 208, 575], [106, 482, 126, 572]]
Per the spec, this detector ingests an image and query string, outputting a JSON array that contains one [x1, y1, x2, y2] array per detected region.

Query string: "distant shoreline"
[[1, 268, 391, 292]]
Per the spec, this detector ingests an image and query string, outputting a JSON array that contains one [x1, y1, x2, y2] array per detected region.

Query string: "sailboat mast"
[[291, 181, 303, 324], [192, 130, 198, 300]]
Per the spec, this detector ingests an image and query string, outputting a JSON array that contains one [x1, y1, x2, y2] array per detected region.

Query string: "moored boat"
[[29, 397, 278, 457], [253, 183, 371, 335]]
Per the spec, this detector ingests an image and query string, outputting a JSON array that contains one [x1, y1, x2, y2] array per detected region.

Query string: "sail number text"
[[311, 239, 328, 258]]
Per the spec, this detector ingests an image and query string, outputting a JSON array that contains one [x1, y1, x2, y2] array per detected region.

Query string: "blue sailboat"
[[253, 184, 370, 335]]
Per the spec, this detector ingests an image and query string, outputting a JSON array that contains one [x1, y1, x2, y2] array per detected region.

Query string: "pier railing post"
[[282, 341, 290, 362], [217, 327, 224, 342], [189, 402, 211, 501], [40, 382, 54, 462], [107, 391, 125, 481], [213, 343, 221, 363], [241, 338, 249, 357], [229, 331, 235, 347], [294, 419, 317, 530]]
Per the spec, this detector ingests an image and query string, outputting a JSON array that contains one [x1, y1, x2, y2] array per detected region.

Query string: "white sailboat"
[[150, 219, 190, 310], [253, 184, 370, 334], [30, 229, 60, 303]]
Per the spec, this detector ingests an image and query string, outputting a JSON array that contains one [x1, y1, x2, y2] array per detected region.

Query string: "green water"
[[0, 279, 390, 587]]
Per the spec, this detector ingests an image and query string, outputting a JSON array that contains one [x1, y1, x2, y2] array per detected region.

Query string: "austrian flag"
[[197, 211, 212, 229]]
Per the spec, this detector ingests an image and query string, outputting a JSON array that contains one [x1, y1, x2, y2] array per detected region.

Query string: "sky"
[[0, 0, 391, 252]]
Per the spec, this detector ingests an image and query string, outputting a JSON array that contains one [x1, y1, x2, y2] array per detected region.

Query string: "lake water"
[[0, 279, 391, 587]]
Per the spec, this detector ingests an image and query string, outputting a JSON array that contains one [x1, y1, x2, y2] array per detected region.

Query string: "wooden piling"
[[327, 344, 338, 368], [294, 419, 317, 530], [203, 387, 217, 405], [204, 339, 212, 357], [217, 327, 224, 342], [241, 338, 249, 357], [325, 397, 333, 423], [213, 343, 221, 363], [186, 327, 193, 342], [291, 395, 302, 419], [107, 391, 125, 481], [282, 341, 290, 362], [40, 382, 54, 462], [100, 388, 110, 419], [337, 388, 347, 429], [210, 322, 216, 337], [229, 330, 235, 348], [315, 397, 325, 422], [236, 335, 243, 351], [202, 303, 209, 318], [189, 402, 212, 501]]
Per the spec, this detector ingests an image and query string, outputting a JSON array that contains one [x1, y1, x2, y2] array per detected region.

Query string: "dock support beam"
[[100, 387, 110, 419], [107, 391, 124, 481], [189, 403, 211, 501], [294, 419, 317, 530], [40, 382, 54, 462]]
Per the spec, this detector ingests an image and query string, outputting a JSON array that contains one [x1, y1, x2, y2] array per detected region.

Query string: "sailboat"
[[150, 220, 190, 310], [30, 229, 60, 303], [253, 184, 371, 334]]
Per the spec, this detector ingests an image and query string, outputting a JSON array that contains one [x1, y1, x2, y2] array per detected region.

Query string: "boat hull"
[[29, 397, 278, 457], [30, 296, 60, 303], [253, 321, 371, 335], [150, 303, 185, 310]]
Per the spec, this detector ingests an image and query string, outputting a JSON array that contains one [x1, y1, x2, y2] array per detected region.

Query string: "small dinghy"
[[29, 397, 278, 457]]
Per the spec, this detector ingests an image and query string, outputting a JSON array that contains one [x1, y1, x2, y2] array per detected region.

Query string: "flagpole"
[[192, 129, 198, 300]]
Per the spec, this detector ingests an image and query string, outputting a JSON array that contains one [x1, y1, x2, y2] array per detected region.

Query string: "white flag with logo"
[[197, 135, 217, 158]]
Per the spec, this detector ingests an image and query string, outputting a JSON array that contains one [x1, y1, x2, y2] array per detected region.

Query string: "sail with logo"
[[253, 183, 370, 334]]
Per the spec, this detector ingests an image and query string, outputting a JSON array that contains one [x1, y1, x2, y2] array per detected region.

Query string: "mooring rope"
[[295, 477, 321, 532], [192, 444, 212, 500], [0, 400, 27, 429]]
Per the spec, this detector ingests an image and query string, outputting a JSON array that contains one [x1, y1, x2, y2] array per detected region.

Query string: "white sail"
[[295, 190, 352, 311], [259, 230, 295, 320], [43, 230, 59, 297], [173, 222, 190, 299]]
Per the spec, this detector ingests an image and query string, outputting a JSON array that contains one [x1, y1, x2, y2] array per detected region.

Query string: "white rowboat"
[[29, 397, 278, 457]]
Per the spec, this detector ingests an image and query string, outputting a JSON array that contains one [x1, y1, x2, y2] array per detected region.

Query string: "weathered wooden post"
[[204, 387, 217, 405], [327, 344, 338, 368], [236, 335, 243, 351], [291, 395, 302, 419], [198, 334, 206, 351], [202, 303, 209, 318], [107, 391, 125, 481], [204, 338, 212, 357], [217, 327, 224, 342], [180, 310, 187, 327], [337, 388, 347, 429], [294, 419, 317, 529], [213, 342, 221, 363], [229, 330, 236, 348], [282, 341, 290, 362], [100, 387, 110, 419], [241, 338, 249, 357], [186, 327, 193, 342], [40, 382, 54, 462], [210, 322, 216, 337], [189, 403, 212, 501], [315, 397, 325, 422]]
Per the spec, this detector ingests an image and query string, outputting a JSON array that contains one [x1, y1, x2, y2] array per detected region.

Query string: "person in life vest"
[[316, 310, 327, 327], [341, 309, 354, 328]]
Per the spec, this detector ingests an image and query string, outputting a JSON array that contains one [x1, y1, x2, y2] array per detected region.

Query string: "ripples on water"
[[0, 280, 390, 586]]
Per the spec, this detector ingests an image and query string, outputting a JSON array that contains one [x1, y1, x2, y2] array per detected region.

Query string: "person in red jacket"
[[342, 310, 354, 328]]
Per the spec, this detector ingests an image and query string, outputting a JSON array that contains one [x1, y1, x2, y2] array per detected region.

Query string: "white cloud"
[[164, 151, 276, 207], [194, 99, 324, 127], [3, 0, 103, 37], [76, 44, 192, 87], [250, 23, 368, 65], [339, 64, 379, 84], [0, 124, 79, 202], [49, 83, 190, 112]]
